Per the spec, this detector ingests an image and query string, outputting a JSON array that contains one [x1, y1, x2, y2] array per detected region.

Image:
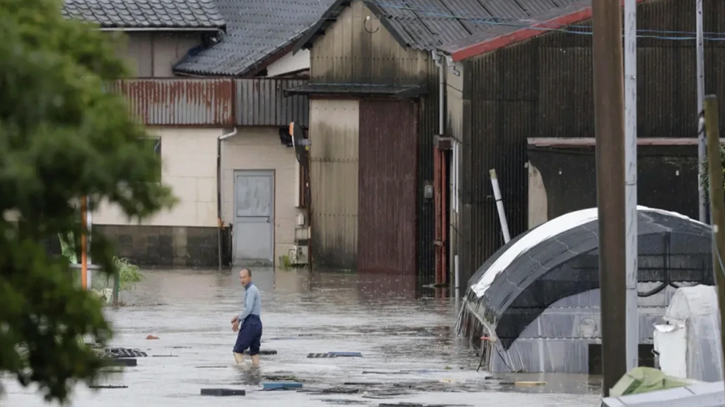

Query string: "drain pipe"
[[432, 50, 446, 286], [217, 127, 238, 271], [433, 50, 445, 137], [489, 169, 511, 244]]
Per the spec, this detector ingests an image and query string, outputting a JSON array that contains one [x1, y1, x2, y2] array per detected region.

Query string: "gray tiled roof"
[[438, 0, 590, 54], [173, 0, 336, 77], [62, 0, 226, 29], [296, 0, 577, 52]]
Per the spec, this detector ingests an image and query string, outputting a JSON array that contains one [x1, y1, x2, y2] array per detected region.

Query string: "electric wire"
[[353, 1, 725, 43]]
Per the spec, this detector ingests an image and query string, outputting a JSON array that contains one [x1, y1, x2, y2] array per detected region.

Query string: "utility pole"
[[592, 0, 627, 397], [624, 0, 639, 372], [697, 0, 707, 222], [704, 95, 725, 376]]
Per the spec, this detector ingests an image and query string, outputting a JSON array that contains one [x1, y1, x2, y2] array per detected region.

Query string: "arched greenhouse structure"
[[457, 206, 713, 374]]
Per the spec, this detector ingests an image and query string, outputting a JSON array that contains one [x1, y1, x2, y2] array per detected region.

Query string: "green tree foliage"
[[0, 0, 176, 402]]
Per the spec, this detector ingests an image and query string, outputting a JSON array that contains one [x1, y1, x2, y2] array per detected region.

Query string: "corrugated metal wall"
[[417, 61, 438, 286], [113, 79, 235, 126], [358, 99, 418, 275], [235, 79, 310, 127], [308, 99, 360, 270], [114, 78, 310, 128], [457, 0, 725, 283], [309, 0, 437, 280]]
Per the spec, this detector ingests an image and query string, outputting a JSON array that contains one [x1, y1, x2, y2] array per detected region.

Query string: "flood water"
[[1, 268, 602, 406]]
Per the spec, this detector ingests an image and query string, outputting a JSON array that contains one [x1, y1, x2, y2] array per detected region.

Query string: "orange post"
[[81, 196, 88, 289]]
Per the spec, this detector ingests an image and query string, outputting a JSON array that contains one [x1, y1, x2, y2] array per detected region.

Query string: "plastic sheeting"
[[464, 284, 680, 373], [655, 285, 722, 382], [457, 206, 714, 374]]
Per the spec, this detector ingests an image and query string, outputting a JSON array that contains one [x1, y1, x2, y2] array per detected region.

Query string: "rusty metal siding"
[[113, 79, 234, 126], [308, 99, 359, 270], [358, 100, 418, 275], [235, 79, 310, 127], [456, 0, 725, 283]]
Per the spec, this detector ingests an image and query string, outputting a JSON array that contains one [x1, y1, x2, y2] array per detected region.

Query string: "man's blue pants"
[[233, 314, 263, 356]]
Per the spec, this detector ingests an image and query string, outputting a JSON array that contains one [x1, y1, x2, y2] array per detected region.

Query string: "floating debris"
[[200, 388, 246, 396], [330, 352, 363, 357], [244, 349, 277, 355], [103, 348, 148, 358], [262, 382, 303, 391], [308, 353, 335, 359], [308, 352, 363, 359], [343, 382, 383, 386], [499, 381, 546, 387], [89, 385, 128, 389], [378, 404, 473, 407], [322, 387, 359, 394], [263, 375, 299, 381], [108, 358, 137, 367], [319, 399, 366, 405], [146, 335, 160, 340]]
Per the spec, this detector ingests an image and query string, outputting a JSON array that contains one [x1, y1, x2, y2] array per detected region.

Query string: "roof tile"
[[174, 0, 336, 76], [295, 0, 577, 53], [62, 0, 226, 29]]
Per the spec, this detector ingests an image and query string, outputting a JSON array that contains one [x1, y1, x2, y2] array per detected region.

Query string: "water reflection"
[[2, 267, 602, 407]]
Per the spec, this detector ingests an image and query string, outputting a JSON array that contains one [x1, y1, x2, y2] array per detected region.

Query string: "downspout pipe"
[[432, 50, 446, 286], [217, 127, 238, 271], [432, 50, 445, 137]]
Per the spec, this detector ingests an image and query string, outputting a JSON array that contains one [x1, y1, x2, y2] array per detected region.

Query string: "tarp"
[[464, 206, 713, 349], [656, 285, 723, 382], [610, 366, 694, 397]]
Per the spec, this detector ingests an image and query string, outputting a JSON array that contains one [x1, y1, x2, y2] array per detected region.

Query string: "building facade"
[[438, 0, 725, 288], [289, 0, 449, 281], [92, 78, 309, 267]]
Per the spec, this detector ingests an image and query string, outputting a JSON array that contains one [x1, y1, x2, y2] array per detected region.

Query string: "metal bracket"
[[434, 135, 453, 150]]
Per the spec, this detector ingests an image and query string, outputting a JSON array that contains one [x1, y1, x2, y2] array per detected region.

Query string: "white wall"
[[116, 32, 201, 77], [266, 49, 310, 77], [528, 162, 548, 229], [94, 127, 222, 227], [221, 127, 299, 259]]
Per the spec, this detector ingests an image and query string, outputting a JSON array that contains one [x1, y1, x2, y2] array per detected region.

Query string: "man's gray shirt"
[[238, 282, 261, 323]]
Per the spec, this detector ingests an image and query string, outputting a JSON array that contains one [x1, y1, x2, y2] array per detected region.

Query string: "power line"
[[356, 0, 725, 42]]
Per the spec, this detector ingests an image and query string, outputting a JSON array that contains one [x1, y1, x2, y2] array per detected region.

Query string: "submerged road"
[[2, 268, 601, 406]]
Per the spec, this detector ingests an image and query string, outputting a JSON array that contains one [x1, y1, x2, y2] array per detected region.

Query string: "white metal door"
[[233, 170, 274, 266]]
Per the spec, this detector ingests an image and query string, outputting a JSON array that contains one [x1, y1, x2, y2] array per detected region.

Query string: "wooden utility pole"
[[704, 95, 725, 373], [592, 0, 627, 396]]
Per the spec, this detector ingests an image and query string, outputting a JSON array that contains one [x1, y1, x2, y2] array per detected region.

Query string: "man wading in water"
[[231, 268, 263, 367]]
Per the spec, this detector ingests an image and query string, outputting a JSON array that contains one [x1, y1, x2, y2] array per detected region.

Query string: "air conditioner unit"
[[288, 245, 308, 266]]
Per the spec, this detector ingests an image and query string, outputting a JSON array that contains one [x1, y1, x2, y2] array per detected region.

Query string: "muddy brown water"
[[1, 268, 602, 406]]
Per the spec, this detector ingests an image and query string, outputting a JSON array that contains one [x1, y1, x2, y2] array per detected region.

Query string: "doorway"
[[233, 170, 275, 266]]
